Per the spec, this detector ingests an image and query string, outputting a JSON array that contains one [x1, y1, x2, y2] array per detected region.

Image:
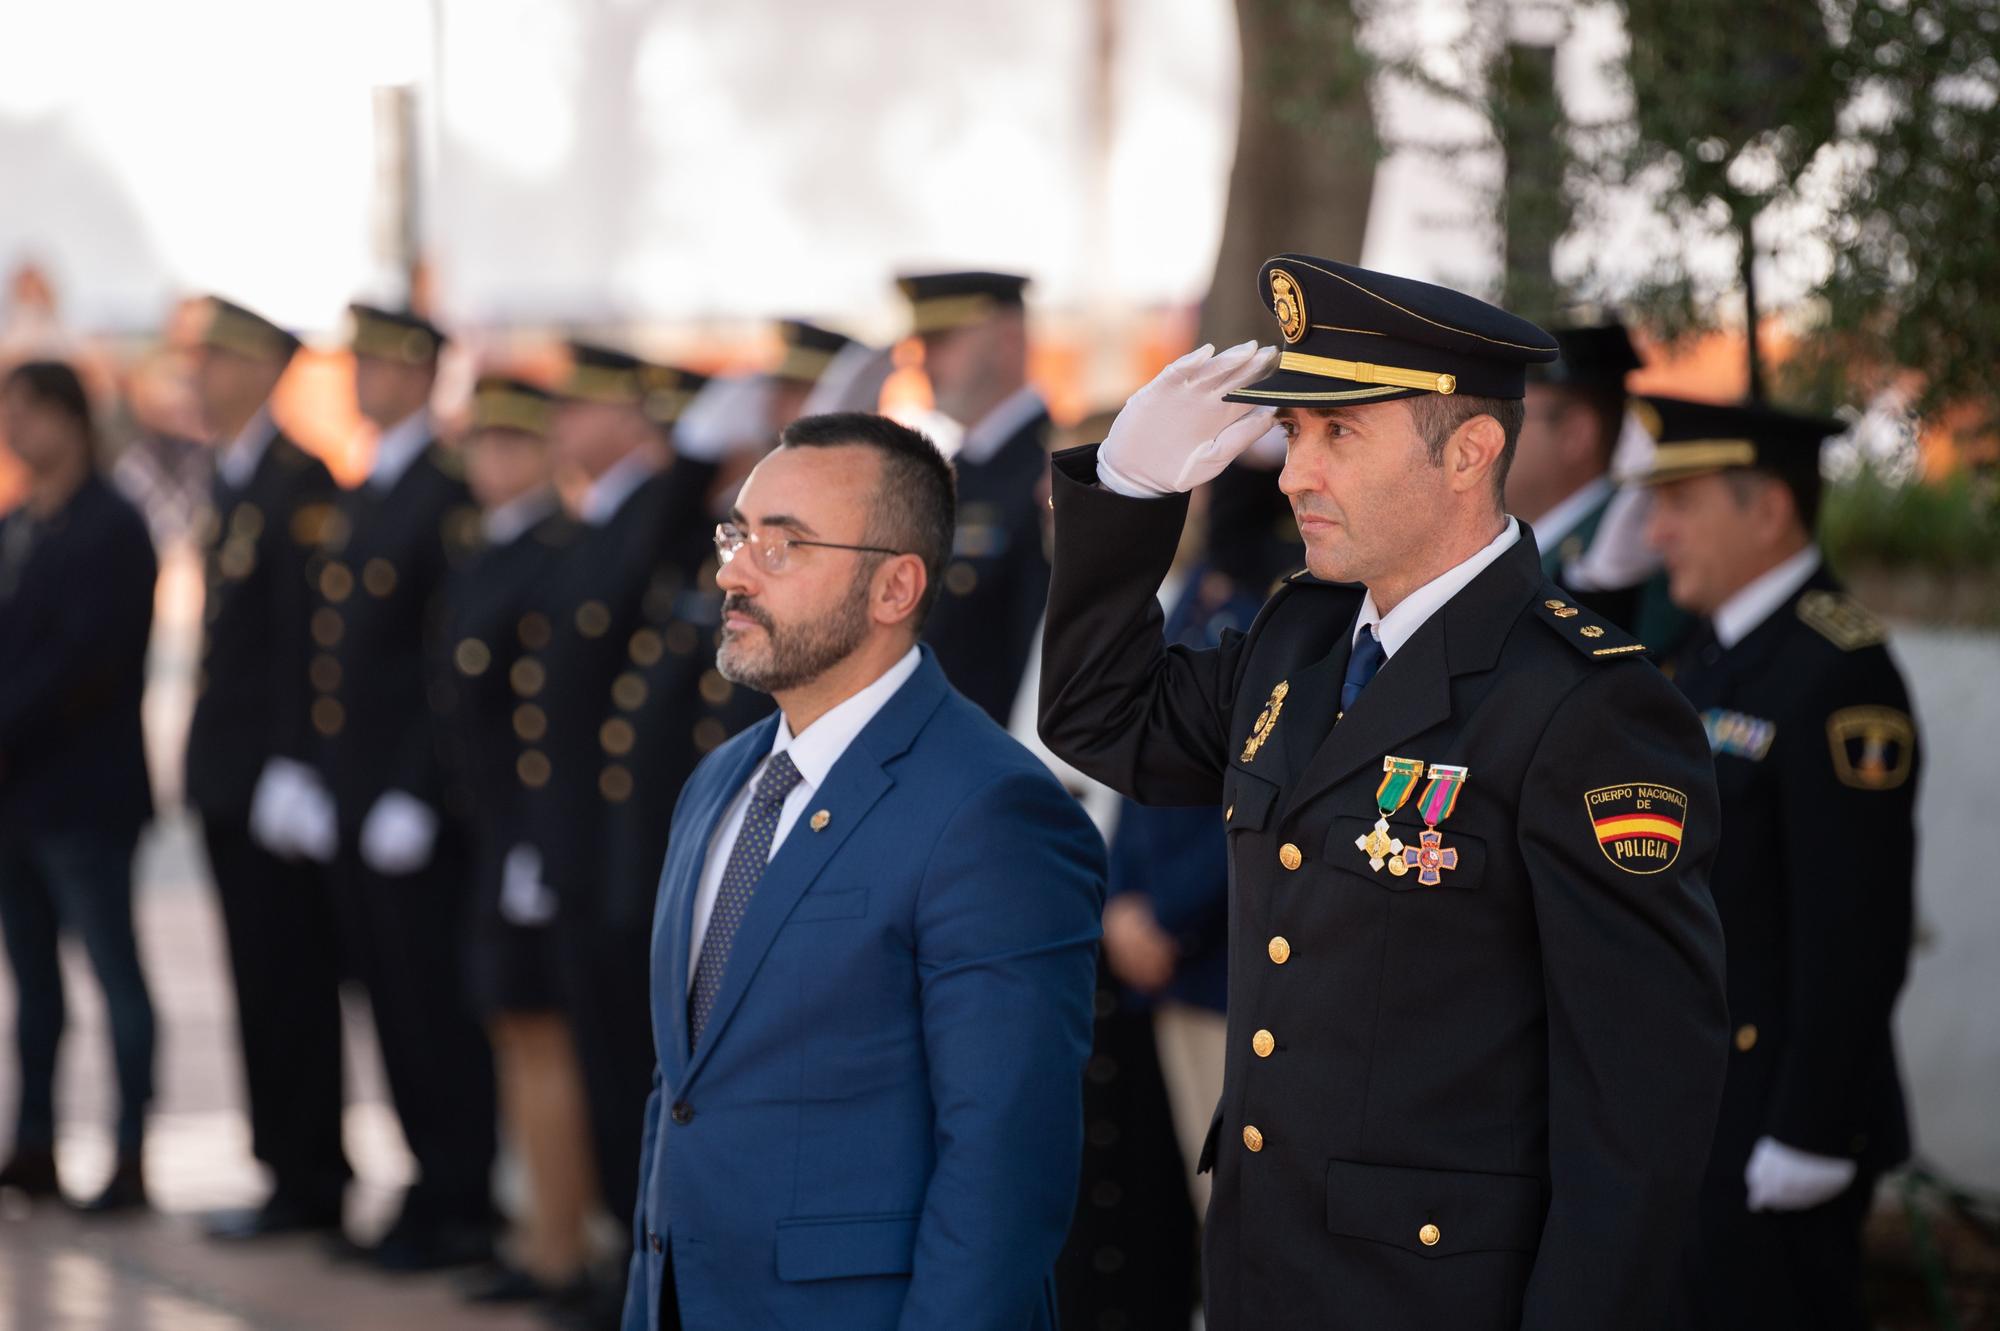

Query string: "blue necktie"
[[689, 750, 804, 1047], [1341, 626, 1387, 715]]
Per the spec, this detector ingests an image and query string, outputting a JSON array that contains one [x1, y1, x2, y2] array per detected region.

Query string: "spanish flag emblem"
[[1584, 783, 1689, 875]]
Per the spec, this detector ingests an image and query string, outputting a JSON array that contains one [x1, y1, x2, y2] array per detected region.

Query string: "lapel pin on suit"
[[810, 809, 831, 832]]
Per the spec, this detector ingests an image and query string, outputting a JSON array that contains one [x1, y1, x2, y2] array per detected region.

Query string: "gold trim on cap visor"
[[1637, 440, 1759, 481], [775, 346, 838, 382], [565, 364, 643, 404], [908, 293, 998, 334], [472, 395, 550, 437], [1277, 351, 1456, 396], [352, 322, 438, 365]]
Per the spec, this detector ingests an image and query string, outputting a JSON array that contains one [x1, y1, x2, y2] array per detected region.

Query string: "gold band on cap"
[[566, 364, 643, 404], [1278, 351, 1456, 395], [472, 393, 550, 437], [352, 320, 439, 365], [1635, 440, 1759, 483], [908, 293, 998, 335], [775, 346, 838, 382], [202, 306, 294, 361]]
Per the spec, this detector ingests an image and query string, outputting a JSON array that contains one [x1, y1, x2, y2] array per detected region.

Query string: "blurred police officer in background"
[[178, 298, 352, 1242], [0, 360, 158, 1213], [1640, 397, 1919, 1331], [302, 304, 495, 1271], [431, 375, 603, 1313], [896, 271, 1051, 723], [518, 343, 728, 1319]]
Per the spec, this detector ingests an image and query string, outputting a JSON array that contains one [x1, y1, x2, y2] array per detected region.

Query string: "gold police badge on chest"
[[1240, 680, 1289, 764]]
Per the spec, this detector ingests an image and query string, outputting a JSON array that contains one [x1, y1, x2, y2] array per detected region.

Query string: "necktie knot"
[[1342, 626, 1387, 714], [752, 750, 803, 809]]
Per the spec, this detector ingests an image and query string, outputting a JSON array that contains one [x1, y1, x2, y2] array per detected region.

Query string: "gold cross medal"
[[1358, 756, 1424, 873], [1241, 680, 1289, 764]]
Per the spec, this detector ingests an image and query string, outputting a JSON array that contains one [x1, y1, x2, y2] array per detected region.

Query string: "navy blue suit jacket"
[[623, 648, 1105, 1330]]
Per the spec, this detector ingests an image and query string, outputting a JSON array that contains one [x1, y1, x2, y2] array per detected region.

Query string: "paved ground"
[[0, 814, 559, 1331]]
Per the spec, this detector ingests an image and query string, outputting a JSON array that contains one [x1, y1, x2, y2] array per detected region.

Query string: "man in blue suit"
[[623, 412, 1106, 1331]]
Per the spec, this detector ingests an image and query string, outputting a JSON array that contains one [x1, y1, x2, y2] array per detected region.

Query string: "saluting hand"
[[1096, 340, 1281, 497]]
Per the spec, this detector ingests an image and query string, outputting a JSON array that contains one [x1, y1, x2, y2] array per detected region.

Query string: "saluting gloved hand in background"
[[1095, 341, 1281, 498], [359, 788, 439, 876]]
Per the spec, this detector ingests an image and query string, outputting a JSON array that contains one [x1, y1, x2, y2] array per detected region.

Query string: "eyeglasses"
[[713, 521, 904, 574]]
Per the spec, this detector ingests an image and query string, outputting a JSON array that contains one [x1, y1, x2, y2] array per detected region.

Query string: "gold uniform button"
[[600, 718, 635, 756], [319, 562, 353, 602], [1735, 1024, 1759, 1053], [576, 599, 611, 638], [1241, 1125, 1264, 1153], [312, 607, 344, 646], [1225, 804, 1235, 822], [1279, 843, 1303, 871], [1544, 599, 1567, 610], [510, 658, 546, 697], [515, 704, 548, 742], [1267, 936, 1291, 965], [629, 628, 664, 666], [1251, 1029, 1275, 1058], [698, 669, 732, 705], [309, 654, 342, 693], [612, 672, 649, 711], [692, 717, 727, 752], [517, 612, 552, 650], [599, 764, 633, 802], [517, 750, 551, 788], [362, 557, 398, 597], [1419, 1223, 1441, 1247], [455, 638, 491, 676], [1581, 625, 1606, 639], [944, 561, 978, 596], [311, 697, 345, 736]]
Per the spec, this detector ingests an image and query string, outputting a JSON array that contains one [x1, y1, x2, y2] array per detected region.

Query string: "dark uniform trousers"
[[185, 434, 349, 1200], [1038, 445, 1729, 1331], [517, 457, 719, 1224], [306, 445, 494, 1222], [1667, 566, 1918, 1331], [921, 411, 1052, 724]]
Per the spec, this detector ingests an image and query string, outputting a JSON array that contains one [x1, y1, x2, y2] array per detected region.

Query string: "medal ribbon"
[[1376, 756, 1425, 817], [1416, 763, 1468, 828]]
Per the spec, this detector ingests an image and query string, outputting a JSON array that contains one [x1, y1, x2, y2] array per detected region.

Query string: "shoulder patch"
[[1532, 591, 1647, 661], [1798, 590, 1885, 651], [1827, 705, 1915, 790]]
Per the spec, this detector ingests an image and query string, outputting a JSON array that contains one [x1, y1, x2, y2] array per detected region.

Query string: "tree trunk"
[[1739, 210, 1765, 403], [1498, 42, 1565, 325], [1199, 0, 1378, 348]]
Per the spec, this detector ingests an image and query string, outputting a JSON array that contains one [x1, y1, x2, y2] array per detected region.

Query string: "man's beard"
[[715, 576, 873, 695]]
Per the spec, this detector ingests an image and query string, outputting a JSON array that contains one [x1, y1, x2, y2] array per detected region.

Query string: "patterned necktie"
[[689, 750, 804, 1047], [1341, 626, 1388, 714]]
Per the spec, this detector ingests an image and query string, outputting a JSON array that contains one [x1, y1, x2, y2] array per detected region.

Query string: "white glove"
[[1744, 1136, 1858, 1212], [248, 758, 337, 863], [673, 374, 776, 464], [497, 843, 557, 927], [359, 789, 439, 876], [1096, 341, 1281, 498], [800, 341, 894, 416]]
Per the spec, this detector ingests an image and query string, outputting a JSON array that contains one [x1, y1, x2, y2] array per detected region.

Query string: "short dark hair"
[[1405, 393, 1526, 499], [1543, 383, 1627, 468], [1725, 466, 1823, 534], [777, 412, 958, 626], [2, 359, 98, 458]]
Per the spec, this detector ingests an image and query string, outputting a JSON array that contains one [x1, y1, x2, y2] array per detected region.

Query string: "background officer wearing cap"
[[303, 303, 497, 1270], [431, 375, 601, 1308], [1639, 397, 1918, 1331], [897, 271, 1052, 724], [179, 297, 353, 1242], [519, 343, 728, 1299], [1040, 254, 1729, 1330], [1511, 320, 1685, 643]]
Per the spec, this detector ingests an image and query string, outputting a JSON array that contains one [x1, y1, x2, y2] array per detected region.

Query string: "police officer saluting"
[[1638, 398, 1918, 1331], [1038, 255, 1730, 1330], [307, 304, 497, 1270]]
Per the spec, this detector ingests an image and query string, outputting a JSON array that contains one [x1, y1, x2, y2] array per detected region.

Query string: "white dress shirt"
[[1712, 545, 1821, 649], [216, 409, 277, 489], [687, 645, 924, 984], [580, 449, 659, 526], [958, 386, 1045, 467], [1353, 517, 1522, 660], [368, 408, 433, 491]]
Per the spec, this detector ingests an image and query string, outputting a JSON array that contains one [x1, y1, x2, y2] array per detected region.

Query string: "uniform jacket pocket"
[[1223, 769, 1280, 833], [1326, 1158, 1544, 1258], [774, 1212, 921, 1281], [1325, 817, 1487, 892]]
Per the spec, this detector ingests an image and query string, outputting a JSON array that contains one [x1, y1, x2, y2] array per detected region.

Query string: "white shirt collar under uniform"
[[216, 408, 278, 489], [687, 645, 924, 987], [580, 448, 658, 526], [1533, 475, 1614, 555], [958, 386, 1045, 467], [1353, 517, 1522, 661], [367, 408, 434, 491], [1713, 545, 1821, 649], [482, 488, 558, 547]]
